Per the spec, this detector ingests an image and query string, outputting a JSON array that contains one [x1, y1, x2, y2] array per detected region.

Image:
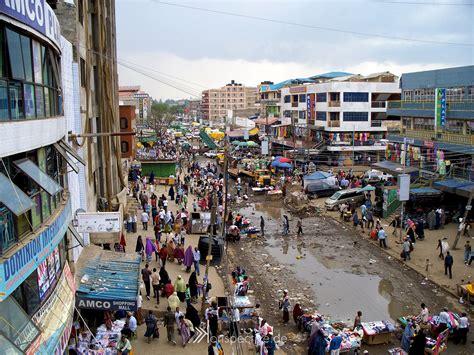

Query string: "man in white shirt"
[[458, 312, 469, 345], [141, 211, 149, 231], [163, 198, 169, 211], [438, 308, 450, 333], [419, 303, 429, 323], [193, 248, 201, 275], [127, 312, 137, 334]]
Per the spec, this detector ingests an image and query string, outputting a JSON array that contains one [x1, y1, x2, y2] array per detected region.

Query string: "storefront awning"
[[410, 187, 442, 196], [14, 159, 63, 195], [433, 179, 473, 194], [371, 161, 419, 176], [54, 143, 79, 173], [456, 184, 474, 198], [0, 173, 35, 215], [75, 247, 140, 312]]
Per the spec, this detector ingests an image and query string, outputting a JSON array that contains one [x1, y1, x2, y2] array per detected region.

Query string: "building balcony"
[[387, 100, 474, 120], [371, 101, 386, 108], [328, 101, 341, 107], [291, 102, 299, 108], [328, 120, 340, 128], [403, 128, 474, 145]]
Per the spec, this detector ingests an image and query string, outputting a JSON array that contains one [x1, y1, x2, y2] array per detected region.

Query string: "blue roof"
[[310, 71, 353, 79], [456, 183, 474, 198], [76, 251, 141, 311], [433, 179, 473, 194], [410, 187, 441, 195], [305, 171, 332, 180], [260, 78, 315, 92]]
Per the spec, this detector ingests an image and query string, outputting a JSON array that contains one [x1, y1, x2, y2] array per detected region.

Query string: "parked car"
[[204, 150, 218, 158], [324, 188, 365, 210], [305, 183, 340, 199]]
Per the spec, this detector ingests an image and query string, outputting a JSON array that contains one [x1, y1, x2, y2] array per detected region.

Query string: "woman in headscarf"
[[185, 304, 201, 328], [188, 271, 199, 303], [409, 328, 426, 355], [135, 235, 144, 261], [168, 291, 180, 310], [184, 245, 194, 272], [159, 266, 170, 288], [293, 303, 303, 325], [400, 320, 415, 353], [144, 310, 158, 343], [145, 238, 155, 263], [167, 240, 176, 262], [174, 244, 185, 265], [169, 185, 175, 202], [308, 329, 326, 355], [178, 315, 192, 347]]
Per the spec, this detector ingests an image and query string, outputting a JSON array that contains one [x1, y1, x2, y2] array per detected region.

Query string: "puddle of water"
[[265, 236, 411, 322], [238, 201, 283, 221]]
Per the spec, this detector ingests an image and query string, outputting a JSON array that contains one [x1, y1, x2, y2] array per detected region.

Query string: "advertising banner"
[[76, 297, 137, 312], [0, 0, 61, 48], [434, 88, 447, 128], [76, 211, 122, 233], [0, 202, 71, 301]]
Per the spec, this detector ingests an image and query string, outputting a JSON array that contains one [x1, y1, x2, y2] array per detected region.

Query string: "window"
[[316, 111, 327, 121], [44, 87, 50, 117], [20, 36, 33, 82], [298, 111, 306, 120], [0, 206, 16, 254], [284, 95, 290, 103], [343, 112, 369, 122], [24, 84, 35, 119], [32, 40, 42, 84], [80, 57, 86, 87], [121, 141, 129, 153], [35, 86, 44, 117], [78, 0, 84, 25], [343, 92, 369, 102], [9, 82, 23, 119], [0, 80, 8, 120], [6, 28, 24, 80], [299, 94, 306, 103], [316, 93, 327, 102], [120, 117, 128, 129]]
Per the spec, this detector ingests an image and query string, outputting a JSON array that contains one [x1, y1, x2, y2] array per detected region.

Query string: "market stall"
[[190, 212, 211, 234], [361, 320, 396, 345], [75, 319, 126, 354], [217, 295, 257, 331]]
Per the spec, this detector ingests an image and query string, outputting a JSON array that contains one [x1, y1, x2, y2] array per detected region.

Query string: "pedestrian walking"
[[456, 312, 469, 345], [282, 215, 290, 235], [444, 251, 453, 279], [135, 235, 144, 261], [464, 241, 471, 264], [297, 218, 303, 236], [144, 310, 159, 343], [329, 330, 343, 355], [141, 263, 152, 300], [427, 210, 436, 230], [141, 210, 149, 230], [151, 268, 160, 304], [402, 238, 411, 261], [378, 227, 387, 249], [193, 247, 201, 275], [389, 215, 401, 235], [174, 275, 186, 302], [279, 289, 290, 325], [164, 306, 177, 345], [260, 216, 265, 236]]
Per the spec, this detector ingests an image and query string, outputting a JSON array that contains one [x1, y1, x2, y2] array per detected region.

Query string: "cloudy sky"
[[116, 0, 473, 100]]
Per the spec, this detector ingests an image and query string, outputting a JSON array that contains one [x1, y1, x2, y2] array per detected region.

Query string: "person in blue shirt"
[[329, 330, 343, 355]]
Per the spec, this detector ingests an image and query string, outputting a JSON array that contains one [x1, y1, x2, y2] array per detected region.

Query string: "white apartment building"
[[278, 72, 400, 164]]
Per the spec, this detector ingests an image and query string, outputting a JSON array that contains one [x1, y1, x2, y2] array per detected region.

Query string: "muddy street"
[[227, 198, 468, 354]]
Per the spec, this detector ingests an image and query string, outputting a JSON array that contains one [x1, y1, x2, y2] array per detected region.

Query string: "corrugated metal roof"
[[310, 71, 353, 79]]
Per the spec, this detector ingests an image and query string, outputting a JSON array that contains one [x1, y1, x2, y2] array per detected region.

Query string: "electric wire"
[[151, 0, 474, 47]]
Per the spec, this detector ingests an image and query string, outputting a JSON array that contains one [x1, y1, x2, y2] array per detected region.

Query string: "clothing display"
[[361, 320, 396, 336], [76, 320, 125, 354]]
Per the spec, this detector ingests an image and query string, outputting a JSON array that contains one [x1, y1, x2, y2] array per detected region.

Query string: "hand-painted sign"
[[0, 201, 71, 301], [435, 88, 447, 128], [0, 0, 61, 48]]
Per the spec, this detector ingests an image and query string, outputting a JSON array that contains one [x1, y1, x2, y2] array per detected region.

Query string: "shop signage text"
[[76, 297, 137, 311], [0, 202, 71, 300], [435, 88, 447, 128], [0, 0, 60, 48], [76, 211, 122, 233], [289, 86, 306, 93]]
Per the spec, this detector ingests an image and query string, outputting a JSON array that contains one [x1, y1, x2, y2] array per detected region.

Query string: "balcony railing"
[[371, 101, 386, 108], [327, 120, 340, 128], [328, 101, 341, 107], [388, 100, 474, 111], [291, 102, 298, 108], [403, 128, 474, 145]]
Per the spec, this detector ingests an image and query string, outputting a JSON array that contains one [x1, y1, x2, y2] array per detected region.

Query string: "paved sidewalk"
[[311, 198, 474, 301]]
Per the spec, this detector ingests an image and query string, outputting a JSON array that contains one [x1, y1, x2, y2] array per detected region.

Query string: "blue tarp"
[[305, 171, 332, 180], [75, 251, 141, 312], [433, 179, 473, 194], [410, 187, 442, 195], [455, 184, 474, 198]]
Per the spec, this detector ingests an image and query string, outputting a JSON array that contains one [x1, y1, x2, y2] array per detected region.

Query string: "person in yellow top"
[[116, 334, 132, 355], [175, 275, 186, 302]]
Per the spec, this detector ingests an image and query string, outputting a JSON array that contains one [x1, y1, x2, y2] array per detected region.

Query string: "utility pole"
[[452, 191, 473, 249], [201, 189, 218, 316], [399, 138, 408, 243]]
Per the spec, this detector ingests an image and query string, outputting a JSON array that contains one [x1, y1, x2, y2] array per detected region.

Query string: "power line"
[[372, 0, 474, 5], [151, 0, 473, 47]]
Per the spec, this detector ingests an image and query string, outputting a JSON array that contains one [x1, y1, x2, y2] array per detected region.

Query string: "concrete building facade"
[[119, 105, 136, 160], [119, 85, 152, 127], [200, 80, 258, 121]]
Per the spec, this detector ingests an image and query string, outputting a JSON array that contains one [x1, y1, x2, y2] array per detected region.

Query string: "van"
[[324, 188, 365, 210]]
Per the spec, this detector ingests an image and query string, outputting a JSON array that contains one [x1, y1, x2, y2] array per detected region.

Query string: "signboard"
[[397, 174, 410, 201], [0, 202, 71, 301], [0, 0, 61, 48], [76, 212, 122, 233], [307, 94, 315, 123], [261, 140, 269, 155], [435, 88, 447, 128], [289, 86, 306, 93], [76, 297, 137, 311], [424, 140, 435, 148]]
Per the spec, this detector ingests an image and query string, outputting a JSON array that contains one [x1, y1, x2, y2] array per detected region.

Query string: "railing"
[[291, 102, 299, 108], [328, 101, 340, 107], [371, 121, 382, 127], [327, 120, 340, 127], [388, 100, 474, 111], [371, 101, 386, 108], [404, 128, 474, 145]]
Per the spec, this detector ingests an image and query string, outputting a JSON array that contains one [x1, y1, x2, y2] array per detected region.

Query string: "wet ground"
[[227, 197, 471, 354]]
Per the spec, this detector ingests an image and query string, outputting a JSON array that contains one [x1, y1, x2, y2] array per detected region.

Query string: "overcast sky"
[[116, 0, 473, 100]]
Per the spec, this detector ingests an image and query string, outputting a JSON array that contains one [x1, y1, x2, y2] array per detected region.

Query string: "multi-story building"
[[119, 86, 152, 127], [185, 99, 201, 120], [0, 3, 82, 353], [277, 72, 400, 164], [257, 81, 282, 119], [200, 80, 258, 121], [56, 0, 125, 219], [386, 65, 474, 179]]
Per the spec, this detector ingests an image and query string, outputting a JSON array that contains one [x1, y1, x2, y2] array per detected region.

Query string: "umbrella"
[[278, 162, 293, 169], [238, 141, 248, 147], [359, 185, 376, 192], [247, 141, 259, 147], [232, 140, 241, 146], [278, 157, 292, 163]]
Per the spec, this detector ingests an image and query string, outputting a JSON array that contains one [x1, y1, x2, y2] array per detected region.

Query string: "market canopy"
[[372, 161, 419, 176], [410, 187, 442, 196], [305, 171, 332, 180], [433, 179, 473, 194], [75, 248, 141, 312], [359, 185, 376, 192], [455, 183, 474, 198]]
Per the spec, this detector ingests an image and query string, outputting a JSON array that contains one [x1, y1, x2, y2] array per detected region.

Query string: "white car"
[[364, 169, 392, 183], [204, 151, 218, 158]]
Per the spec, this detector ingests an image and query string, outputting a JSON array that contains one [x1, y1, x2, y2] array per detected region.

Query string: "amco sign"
[[0, 0, 61, 48]]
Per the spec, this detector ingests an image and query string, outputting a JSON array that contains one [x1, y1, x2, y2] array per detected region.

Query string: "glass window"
[[42, 46, 49, 85], [316, 111, 327, 121], [20, 35, 33, 82], [44, 87, 50, 117], [16, 213, 30, 237], [343, 92, 369, 102], [6, 28, 24, 80], [40, 191, 50, 220], [0, 27, 4, 78], [9, 82, 23, 119], [32, 40, 42, 84], [120, 117, 128, 129], [316, 93, 327, 102], [342, 112, 369, 122], [0, 80, 8, 120], [23, 269, 40, 315], [49, 88, 56, 116], [30, 193, 42, 229], [35, 85, 44, 118], [24, 84, 35, 118], [0, 206, 16, 254], [284, 95, 290, 103], [299, 94, 306, 103]]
